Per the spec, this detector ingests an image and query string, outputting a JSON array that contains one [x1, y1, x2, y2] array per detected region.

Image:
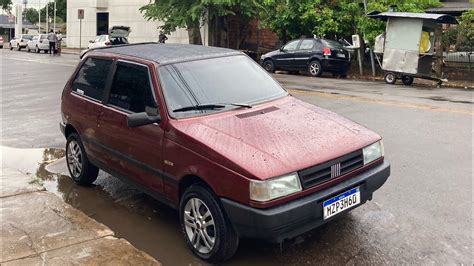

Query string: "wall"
[[66, 0, 207, 48]]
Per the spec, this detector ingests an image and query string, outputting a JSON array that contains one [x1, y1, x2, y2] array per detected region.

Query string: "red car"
[[60, 43, 390, 262]]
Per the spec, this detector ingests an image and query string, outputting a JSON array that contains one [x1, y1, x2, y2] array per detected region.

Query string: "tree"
[[140, 0, 261, 45], [260, 0, 441, 46], [456, 9, 474, 51], [24, 8, 39, 24], [38, 0, 67, 23], [1, 0, 12, 11]]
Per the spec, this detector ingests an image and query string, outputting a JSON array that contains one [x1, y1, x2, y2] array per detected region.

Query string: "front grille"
[[298, 150, 364, 189]]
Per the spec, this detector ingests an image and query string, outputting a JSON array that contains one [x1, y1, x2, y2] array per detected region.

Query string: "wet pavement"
[[1, 50, 473, 265]]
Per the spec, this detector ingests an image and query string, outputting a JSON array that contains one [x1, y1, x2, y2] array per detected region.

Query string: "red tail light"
[[323, 47, 331, 56], [105, 42, 112, 46]]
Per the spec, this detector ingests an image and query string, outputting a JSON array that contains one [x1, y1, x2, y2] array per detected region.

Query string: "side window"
[[282, 40, 300, 52], [299, 40, 315, 51], [108, 62, 156, 113], [72, 58, 113, 100]]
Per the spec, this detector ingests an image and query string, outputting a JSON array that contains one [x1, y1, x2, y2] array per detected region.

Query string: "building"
[[0, 14, 36, 41], [66, 0, 209, 48]]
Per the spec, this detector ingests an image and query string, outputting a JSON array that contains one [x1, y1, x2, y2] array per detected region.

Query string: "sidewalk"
[[0, 167, 159, 265]]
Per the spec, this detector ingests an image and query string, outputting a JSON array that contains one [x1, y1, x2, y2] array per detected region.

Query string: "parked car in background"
[[87, 26, 130, 49], [261, 38, 351, 77], [26, 34, 50, 53], [9, 34, 33, 51], [61, 43, 390, 263], [0, 36, 4, 48]]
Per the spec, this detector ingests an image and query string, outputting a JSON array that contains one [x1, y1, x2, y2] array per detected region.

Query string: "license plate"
[[337, 53, 346, 58], [323, 187, 360, 220]]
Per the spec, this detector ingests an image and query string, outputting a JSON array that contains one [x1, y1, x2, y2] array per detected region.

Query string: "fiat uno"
[[60, 43, 390, 262]]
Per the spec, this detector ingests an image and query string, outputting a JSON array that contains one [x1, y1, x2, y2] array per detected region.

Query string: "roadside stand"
[[368, 11, 458, 86]]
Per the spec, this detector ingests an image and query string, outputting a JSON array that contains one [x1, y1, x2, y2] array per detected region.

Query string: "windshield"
[[159, 55, 287, 118], [22, 35, 33, 40]]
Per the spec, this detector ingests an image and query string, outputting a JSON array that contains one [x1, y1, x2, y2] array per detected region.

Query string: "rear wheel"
[[66, 133, 99, 185], [9, 44, 13, 50], [401, 76, 414, 86], [180, 185, 239, 263], [262, 60, 275, 73], [35, 46, 40, 53], [16, 44, 20, 51], [308, 61, 323, 77], [26, 46, 30, 52], [384, 72, 397, 84]]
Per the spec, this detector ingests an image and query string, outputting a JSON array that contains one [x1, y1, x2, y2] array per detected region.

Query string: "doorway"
[[97, 12, 109, 36]]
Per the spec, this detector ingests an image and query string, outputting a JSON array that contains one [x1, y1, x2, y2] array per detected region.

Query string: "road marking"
[[288, 89, 473, 116]]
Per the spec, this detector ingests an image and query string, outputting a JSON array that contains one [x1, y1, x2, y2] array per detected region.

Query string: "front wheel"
[[308, 61, 323, 77], [16, 44, 20, 51], [26, 46, 30, 52], [262, 60, 275, 73], [66, 133, 99, 185], [180, 185, 239, 263], [384, 72, 397, 84], [9, 44, 13, 50]]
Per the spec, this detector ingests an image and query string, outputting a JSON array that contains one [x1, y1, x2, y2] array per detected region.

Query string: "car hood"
[[262, 49, 281, 59], [171, 96, 381, 180]]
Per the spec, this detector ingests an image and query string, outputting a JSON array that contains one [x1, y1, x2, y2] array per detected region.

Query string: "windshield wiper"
[[173, 103, 252, 113]]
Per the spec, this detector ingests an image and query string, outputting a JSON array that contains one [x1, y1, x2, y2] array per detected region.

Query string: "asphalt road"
[[1, 49, 473, 265]]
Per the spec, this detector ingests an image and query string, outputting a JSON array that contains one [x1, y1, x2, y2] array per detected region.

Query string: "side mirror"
[[280, 47, 284, 52], [127, 107, 161, 128], [89, 40, 94, 43]]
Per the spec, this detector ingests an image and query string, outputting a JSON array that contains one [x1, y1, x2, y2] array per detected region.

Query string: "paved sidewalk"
[[0, 168, 159, 265]]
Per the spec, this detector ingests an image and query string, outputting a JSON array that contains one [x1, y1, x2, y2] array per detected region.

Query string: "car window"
[[321, 39, 344, 49], [41, 35, 48, 39], [299, 40, 315, 51], [159, 55, 288, 118], [32, 36, 38, 41], [22, 35, 33, 40], [108, 62, 156, 113], [283, 40, 300, 52], [72, 58, 113, 101]]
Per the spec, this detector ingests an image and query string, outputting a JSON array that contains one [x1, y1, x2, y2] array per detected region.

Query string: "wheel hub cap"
[[67, 140, 83, 178], [184, 198, 216, 254]]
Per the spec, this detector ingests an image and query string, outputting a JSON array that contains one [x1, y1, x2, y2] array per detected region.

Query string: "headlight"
[[363, 140, 384, 165], [249, 172, 302, 202]]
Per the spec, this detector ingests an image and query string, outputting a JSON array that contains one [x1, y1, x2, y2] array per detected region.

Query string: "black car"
[[260, 38, 351, 77]]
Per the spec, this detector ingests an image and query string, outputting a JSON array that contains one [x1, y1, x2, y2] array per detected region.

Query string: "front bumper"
[[221, 161, 390, 243]]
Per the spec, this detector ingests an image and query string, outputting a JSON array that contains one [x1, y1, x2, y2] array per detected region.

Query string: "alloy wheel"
[[183, 198, 216, 254], [67, 140, 83, 178], [309, 62, 320, 76]]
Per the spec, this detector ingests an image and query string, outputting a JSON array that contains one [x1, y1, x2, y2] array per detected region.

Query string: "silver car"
[[26, 34, 50, 53], [9, 34, 33, 51]]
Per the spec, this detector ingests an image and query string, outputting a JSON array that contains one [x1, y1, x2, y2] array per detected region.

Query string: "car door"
[[274, 40, 300, 70], [68, 57, 114, 161], [293, 39, 316, 69], [96, 60, 165, 194]]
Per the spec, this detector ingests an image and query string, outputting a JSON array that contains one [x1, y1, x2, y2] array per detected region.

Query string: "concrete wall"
[[66, 0, 207, 48]]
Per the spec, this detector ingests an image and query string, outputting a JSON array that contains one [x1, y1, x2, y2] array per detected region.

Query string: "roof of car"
[[86, 43, 242, 64]]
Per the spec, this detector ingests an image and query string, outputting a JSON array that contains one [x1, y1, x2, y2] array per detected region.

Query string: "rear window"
[[22, 35, 33, 40], [321, 39, 343, 49], [72, 58, 113, 101]]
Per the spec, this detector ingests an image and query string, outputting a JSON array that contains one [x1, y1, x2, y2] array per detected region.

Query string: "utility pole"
[[53, 0, 56, 33], [46, 1, 49, 32], [363, 0, 376, 76], [38, 0, 41, 33]]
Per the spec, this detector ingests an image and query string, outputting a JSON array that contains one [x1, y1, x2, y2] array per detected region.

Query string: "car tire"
[[36, 46, 40, 53], [66, 133, 99, 186], [401, 76, 414, 86], [262, 60, 275, 73], [308, 61, 323, 77], [26, 46, 30, 52], [180, 184, 239, 263], [9, 44, 13, 50], [384, 72, 397, 85], [16, 44, 20, 51]]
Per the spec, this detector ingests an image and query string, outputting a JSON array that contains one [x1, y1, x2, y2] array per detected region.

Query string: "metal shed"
[[368, 11, 458, 85]]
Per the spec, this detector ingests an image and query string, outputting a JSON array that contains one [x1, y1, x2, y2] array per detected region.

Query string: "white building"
[[66, 0, 209, 48]]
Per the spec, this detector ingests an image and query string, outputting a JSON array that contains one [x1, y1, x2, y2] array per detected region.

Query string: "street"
[[1, 49, 473, 265]]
